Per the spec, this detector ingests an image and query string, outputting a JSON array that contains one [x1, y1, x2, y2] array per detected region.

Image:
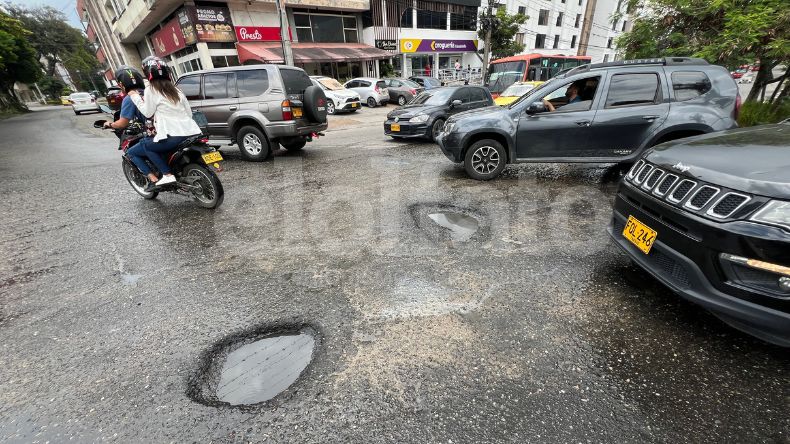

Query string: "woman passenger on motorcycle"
[[126, 56, 201, 188]]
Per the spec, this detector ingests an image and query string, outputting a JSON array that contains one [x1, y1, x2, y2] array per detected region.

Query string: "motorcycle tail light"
[[281, 100, 293, 120], [199, 137, 209, 143]]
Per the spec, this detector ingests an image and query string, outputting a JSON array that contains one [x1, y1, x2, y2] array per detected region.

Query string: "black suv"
[[436, 58, 740, 180], [609, 123, 790, 346], [384, 86, 494, 141]]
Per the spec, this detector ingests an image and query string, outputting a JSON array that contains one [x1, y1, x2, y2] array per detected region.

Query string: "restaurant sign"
[[375, 39, 398, 51], [151, 16, 186, 57], [400, 39, 478, 53], [234, 26, 290, 42], [178, 5, 236, 43]]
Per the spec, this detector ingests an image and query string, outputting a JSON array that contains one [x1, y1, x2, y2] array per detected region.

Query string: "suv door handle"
[[229, 105, 238, 111], [642, 115, 659, 121], [575, 120, 591, 127]]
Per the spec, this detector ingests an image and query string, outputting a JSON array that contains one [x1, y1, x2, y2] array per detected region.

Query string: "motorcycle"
[[94, 117, 225, 209]]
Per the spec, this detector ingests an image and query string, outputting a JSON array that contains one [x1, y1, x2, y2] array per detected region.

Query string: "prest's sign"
[[234, 26, 290, 42], [151, 17, 186, 57], [400, 39, 478, 53]]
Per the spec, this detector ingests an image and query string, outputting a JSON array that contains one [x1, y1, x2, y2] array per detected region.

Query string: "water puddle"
[[427, 212, 479, 242], [121, 273, 143, 286], [211, 331, 315, 406]]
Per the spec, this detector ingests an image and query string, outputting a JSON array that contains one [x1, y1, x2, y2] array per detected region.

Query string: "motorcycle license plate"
[[293, 108, 303, 118], [202, 151, 223, 164], [391, 124, 401, 132], [622, 215, 657, 254]]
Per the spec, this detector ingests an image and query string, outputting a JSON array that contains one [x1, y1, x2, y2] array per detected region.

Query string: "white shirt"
[[131, 86, 201, 142]]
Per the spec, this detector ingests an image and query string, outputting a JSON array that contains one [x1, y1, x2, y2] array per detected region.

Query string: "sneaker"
[[157, 175, 177, 186]]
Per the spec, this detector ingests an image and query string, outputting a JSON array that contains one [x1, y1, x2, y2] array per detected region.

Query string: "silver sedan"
[[70, 92, 102, 115]]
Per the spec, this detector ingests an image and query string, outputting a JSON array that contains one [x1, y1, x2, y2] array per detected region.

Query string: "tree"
[[0, 11, 41, 109], [616, 0, 790, 104], [479, 7, 528, 60]]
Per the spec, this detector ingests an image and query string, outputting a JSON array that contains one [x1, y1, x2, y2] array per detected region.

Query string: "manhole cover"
[[189, 326, 317, 407]]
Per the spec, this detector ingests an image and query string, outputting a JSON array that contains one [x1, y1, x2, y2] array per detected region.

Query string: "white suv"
[[310, 76, 362, 114], [344, 77, 389, 108]]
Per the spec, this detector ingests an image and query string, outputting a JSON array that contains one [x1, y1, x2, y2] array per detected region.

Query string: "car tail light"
[[734, 93, 742, 120], [374, 86, 380, 93], [282, 100, 293, 120]]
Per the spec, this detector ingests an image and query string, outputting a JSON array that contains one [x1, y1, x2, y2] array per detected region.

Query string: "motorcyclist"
[[126, 56, 201, 189], [103, 66, 146, 133]]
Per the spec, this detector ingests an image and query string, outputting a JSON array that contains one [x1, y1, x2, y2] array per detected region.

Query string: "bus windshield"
[[485, 61, 526, 95]]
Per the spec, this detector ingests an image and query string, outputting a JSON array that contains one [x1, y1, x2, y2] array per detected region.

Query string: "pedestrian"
[[127, 56, 202, 189], [425, 63, 431, 77], [454, 60, 461, 79]]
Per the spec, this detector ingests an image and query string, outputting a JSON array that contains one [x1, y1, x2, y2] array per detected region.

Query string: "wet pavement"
[[0, 107, 788, 442]]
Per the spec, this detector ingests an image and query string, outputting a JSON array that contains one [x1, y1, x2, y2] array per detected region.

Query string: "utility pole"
[[275, 0, 294, 66], [481, 4, 495, 82]]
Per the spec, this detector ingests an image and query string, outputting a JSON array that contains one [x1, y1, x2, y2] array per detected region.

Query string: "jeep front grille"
[[668, 179, 696, 203], [708, 193, 751, 218]]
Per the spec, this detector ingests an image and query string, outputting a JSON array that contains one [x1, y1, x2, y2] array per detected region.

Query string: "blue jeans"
[[128, 136, 187, 175]]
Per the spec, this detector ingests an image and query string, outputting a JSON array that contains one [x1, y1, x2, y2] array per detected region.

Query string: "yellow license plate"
[[391, 123, 401, 132], [293, 108, 303, 118], [622, 215, 657, 254], [202, 151, 223, 164]]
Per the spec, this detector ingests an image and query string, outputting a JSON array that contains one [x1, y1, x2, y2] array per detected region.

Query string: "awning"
[[237, 42, 394, 65]]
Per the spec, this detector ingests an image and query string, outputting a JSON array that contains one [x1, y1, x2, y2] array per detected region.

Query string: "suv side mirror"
[[451, 99, 463, 107], [526, 101, 546, 115]]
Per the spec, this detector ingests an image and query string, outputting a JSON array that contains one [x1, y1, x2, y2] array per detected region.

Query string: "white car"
[[310, 76, 362, 114], [70, 92, 101, 115], [343, 77, 389, 108]]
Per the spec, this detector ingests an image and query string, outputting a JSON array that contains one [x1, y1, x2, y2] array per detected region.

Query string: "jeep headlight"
[[409, 113, 429, 123], [750, 200, 790, 231]]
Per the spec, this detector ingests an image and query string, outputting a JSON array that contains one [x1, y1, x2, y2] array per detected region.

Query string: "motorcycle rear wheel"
[[122, 158, 158, 199], [183, 163, 224, 209]]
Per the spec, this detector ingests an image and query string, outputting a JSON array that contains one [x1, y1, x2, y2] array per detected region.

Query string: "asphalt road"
[[0, 107, 787, 443]]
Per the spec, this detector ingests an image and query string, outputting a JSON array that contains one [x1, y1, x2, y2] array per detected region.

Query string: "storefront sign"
[[183, 5, 236, 43], [234, 26, 287, 42], [151, 17, 186, 57], [178, 8, 197, 45], [375, 39, 398, 51], [400, 39, 478, 53]]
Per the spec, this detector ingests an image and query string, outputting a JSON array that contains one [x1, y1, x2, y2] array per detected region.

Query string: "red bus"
[[485, 53, 592, 97]]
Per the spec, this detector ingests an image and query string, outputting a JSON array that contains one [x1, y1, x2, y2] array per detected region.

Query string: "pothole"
[[189, 325, 317, 407], [427, 211, 479, 242]]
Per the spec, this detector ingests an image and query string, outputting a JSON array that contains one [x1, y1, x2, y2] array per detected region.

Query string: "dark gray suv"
[[175, 65, 328, 161], [436, 58, 740, 180]]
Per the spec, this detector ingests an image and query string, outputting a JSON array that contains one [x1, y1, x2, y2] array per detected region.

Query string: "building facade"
[[577, 0, 631, 62], [491, 0, 588, 58]]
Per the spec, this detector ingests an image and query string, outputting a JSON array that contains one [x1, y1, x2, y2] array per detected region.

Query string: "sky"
[[13, 0, 84, 29]]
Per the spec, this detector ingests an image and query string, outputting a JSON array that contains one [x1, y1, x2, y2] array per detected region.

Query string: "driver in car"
[[543, 82, 583, 112]]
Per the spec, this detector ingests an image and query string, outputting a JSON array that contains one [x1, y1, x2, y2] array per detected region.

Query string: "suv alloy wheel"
[[464, 139, 507, 180], [237, 125, 270, 162]]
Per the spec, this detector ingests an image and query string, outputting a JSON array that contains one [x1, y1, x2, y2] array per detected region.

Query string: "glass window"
[[538, 9, 548, 26], [556, 12, 563, 26], [575, 14, 581, 27], [452, 88, 471, 103], [671, 71, 711, 101], [296, 28, 313, 42], [605, 73, 660, 107], [401, 8, 413, 27], [535, 34, 546, 48], [177, 75, 201, 100], [203, 74, 228, 100], [376, 80, 386, 89], [486, 60, 526, 94], [607, 37, 613, 48], [553, 35, 560, 49], [518, 6, 526, 14], [294, 14, 311, 27], [571, 35, 577, 48], [280, 69, 313, 95], [343, 16, 356, 29], [311, 15, 343, 42], [237, 70, 269, 97], [344, 29, 358, 43], [417, 9, 447, 29], [450, 6, 476, 31], [470, 88, 486, 102], [515, 33, 524, 45], [359, 80, 371, 87], [412, 88, 455, 105]]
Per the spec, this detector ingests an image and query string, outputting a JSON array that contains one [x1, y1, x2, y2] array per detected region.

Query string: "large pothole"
[[189, 325, 317, 407]]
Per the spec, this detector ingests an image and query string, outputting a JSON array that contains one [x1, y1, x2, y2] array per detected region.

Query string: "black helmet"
[[142, 56, 171, 81], [114, 66, 145, 90]]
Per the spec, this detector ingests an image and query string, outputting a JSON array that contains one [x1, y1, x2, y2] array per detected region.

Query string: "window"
[[671, 71, 712, 101], [571, 35, 577, 48], [556, 12, 563, 26], [452, 88, 471, 104], [612, 20, 617, 31], [211, 55, 240, 68], [538, 9, 549, 25], [515, 33, 525, 45], [237, 70, 269, 97], [535, 34, 546, 48], [539, 76, 600, 112], [417, 9, 447, 29], [359, 80, 371, 87], [603, 54, 609, 62], [579, 0, 583, 5], [203, 74, 229, 100], [518, 6, 526, 14], [553, 35, 560, 49], [605, 73, 660, 107], [575, 14, 581, 27], [450, 6, 477, 30], [607, 37, 613, 48], [294, 12, 357, 43], [346, 80, 359, 88], [622, 20, 628, 31], [280, 69, 312, 95], [401, 8, 413, 28], [470, 88, 486, 102]]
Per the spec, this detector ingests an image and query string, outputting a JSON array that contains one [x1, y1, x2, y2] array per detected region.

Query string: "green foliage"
[[479, 8, 528, 60], [38, 75, 65, 98], [737, 99, 790, 127], [0, 11, 41, 93], [380, 62, 395, 78]]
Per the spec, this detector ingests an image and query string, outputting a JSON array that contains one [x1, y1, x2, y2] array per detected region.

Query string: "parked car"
[[436, 57, 740, 180], [106, 86, 124, 111], [409, 76, 443, 90], [174, 65, 328, 161], [382, 78, 424, 106], [310, 76, 361, 114], [60, 95, 71, 105], [731, 69, 747, 79], [609, 123, 790, 346], [384, 86, 494, 141], [344, 77, 389, 107], [738, 72, 755, 84], [69, 92, 102, 115], [494, 81, 544, 106]]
